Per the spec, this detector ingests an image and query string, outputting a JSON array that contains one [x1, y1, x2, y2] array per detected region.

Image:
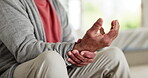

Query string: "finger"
[[82, 59, 94, 63], [87, 58, 95, 63], [111, 20, 120, 31], [74, 52, 95, 63], [81, 51, 96, 59], [111, 20, 115, 30], [107, 20, 120, 39], [67, 51, 82, 64], [76, 64, 88, 67], [105, 30, 116, 40], [67, 58, 76, 65], [102, 34, 112, 44], [115, 20, 120, 30], [72, 50, 88, 62], [72, 50, 95, 63], [89, 18, 103, 34], [100, 27, 105, 35], [115, 21, 120, 36], [67, 58, 88, 67]]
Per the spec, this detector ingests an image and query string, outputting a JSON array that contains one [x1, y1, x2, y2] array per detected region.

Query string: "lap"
[[68, 47, 125, 78], [13, 47, 128, 78]]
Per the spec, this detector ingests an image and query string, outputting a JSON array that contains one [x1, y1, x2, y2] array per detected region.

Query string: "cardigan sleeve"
[[0, 0, 75, 65], [50, 0, 77, 65]]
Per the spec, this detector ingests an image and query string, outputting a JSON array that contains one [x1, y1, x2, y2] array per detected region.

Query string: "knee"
[[101, 47, 126, 63], [31, 51, 69, 78], [39, 51, 62, 60], [35, 51, 66, 66]]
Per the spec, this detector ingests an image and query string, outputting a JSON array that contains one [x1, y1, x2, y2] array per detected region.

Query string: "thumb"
[[81, 51, 96, 59]]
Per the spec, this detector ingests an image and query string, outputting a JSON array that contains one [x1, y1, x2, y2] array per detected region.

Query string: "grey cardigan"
[[0, 0, 75, 78]]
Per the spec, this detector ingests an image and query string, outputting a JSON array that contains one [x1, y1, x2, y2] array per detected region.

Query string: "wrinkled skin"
[[67, 18, 120, 67]]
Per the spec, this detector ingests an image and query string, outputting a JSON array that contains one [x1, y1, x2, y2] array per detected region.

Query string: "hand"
[[67, 50, 96, 67], [74, 18, 120, 52]]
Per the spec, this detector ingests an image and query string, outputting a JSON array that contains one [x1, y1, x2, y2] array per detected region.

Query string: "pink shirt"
[[34, 0, 61, 43]]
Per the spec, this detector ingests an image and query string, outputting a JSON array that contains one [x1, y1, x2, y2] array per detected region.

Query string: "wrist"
[[73, 42, 82, 51], [73, 39, 83, 51], [73, 39, 98, 52]]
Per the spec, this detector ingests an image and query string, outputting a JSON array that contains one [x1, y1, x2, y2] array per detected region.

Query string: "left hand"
[[67, 50, 96, 67], [74, 18, 120, 52]]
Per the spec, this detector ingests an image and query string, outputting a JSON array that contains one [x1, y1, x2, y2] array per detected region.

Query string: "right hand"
[[67, 50, 96, 67], [74, 18, 120, 52]]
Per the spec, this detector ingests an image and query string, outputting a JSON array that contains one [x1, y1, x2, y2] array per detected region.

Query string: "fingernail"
[[97, 19, 102, 26], [67, 58, 70, 61], [98, 21, 102, 26], [74, 50, 79, 54], [72, 50, 75, 54], [68, 52, 72, 55], [81, 52, 84, 55]]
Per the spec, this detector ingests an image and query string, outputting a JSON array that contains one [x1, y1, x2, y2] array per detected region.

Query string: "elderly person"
[[0, 0, 130, 78]]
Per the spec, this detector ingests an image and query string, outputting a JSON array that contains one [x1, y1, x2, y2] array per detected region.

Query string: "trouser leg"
[[13, 51, 69, 78], [68, 47, 131, 78]]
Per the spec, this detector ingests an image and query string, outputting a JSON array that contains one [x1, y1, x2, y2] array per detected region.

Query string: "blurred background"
[[60, 0, 141, 37], [60, 0, 148, 78]]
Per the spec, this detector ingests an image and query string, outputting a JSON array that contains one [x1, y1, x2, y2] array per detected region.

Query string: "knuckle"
[[89, 59, 94, 63], [80, 62, 87, 65], [73, 57, 77, 60], [78, 57, 84, 61], [67, 52, 70, 55], [101, 40, 110, 47], [69, 60, 76, 65], [93, 21, 100, 26], [76, 60, 81, 63], [86, 30, 92, 35], [93, 53, 96, 57], [91, 59, 94, 62], [75, 54, 83, 62], [93, 22, 97, 26], [82, 58, 87, 62], [79, 56, 85, 61], [85, 59, 89, 62], [86, 54, 91, 58], [105, 41, 110, 45], [102, 38, 110, 44], [71, 56, 76, 60], [73, 62, 77, 65], [104, 42, 110, 47], [86, 30, 94, 37], [75, 52, 80, 57]]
